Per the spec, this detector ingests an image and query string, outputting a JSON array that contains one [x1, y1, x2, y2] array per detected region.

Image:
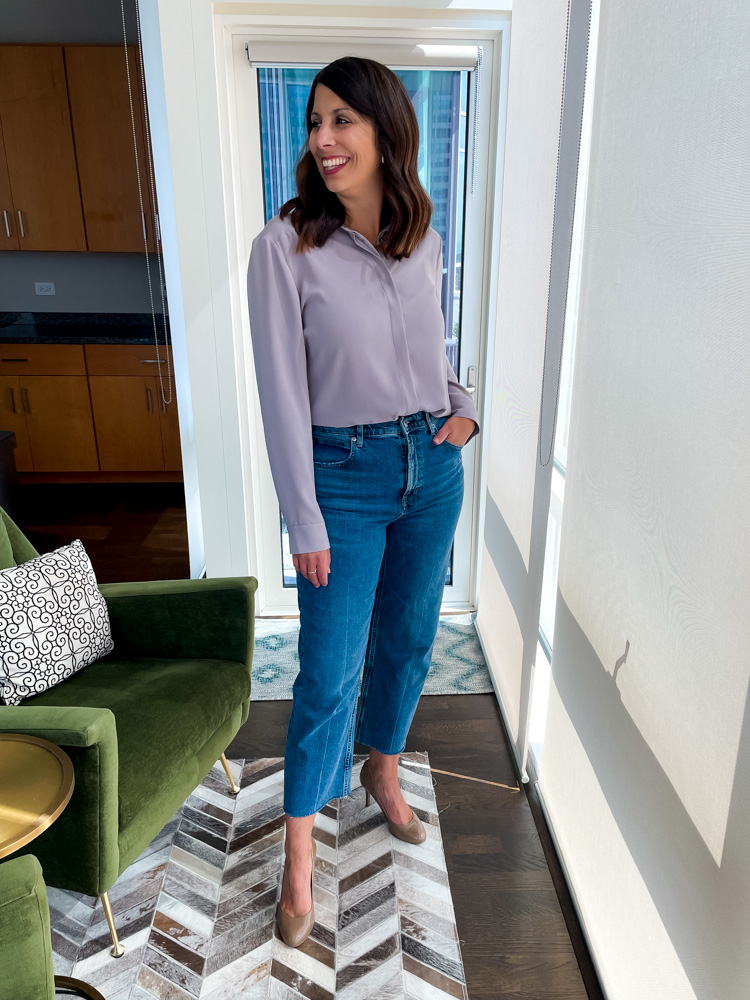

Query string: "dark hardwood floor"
[[13, 481, 604, 999]]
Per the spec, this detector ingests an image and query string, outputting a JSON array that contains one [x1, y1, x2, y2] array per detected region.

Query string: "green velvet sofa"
[[0, 855, 57, 1000], [0, 506, 258, 958], [0, 854, 106, 1000]]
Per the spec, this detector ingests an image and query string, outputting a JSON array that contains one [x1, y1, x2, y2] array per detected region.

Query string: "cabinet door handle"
[[9, 387, 17, 412], [146, 387, 152, 412], [22, 388, 31, 413], [3, 211, 10, 238], [17, 210, 25, 238]]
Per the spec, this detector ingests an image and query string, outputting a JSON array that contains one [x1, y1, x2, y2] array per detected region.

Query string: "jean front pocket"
[[440, 438, 464, 452], [434, 415, 463, 451], [312, 434, 357, 468]]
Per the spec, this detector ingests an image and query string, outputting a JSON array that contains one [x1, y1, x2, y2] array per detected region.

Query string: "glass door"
[[257, 65, 469, 588], [232, 34, 492, 614]]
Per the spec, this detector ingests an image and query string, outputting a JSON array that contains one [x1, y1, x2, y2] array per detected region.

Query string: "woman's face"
[[309, 84, 381, 193]]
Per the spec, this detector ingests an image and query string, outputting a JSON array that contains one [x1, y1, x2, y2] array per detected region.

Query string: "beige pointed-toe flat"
[[276, 839, 317, 948], [360, 758, 426, 844]]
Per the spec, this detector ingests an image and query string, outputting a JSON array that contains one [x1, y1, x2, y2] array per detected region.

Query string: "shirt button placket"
[[351, 232, 419, 416], [380, 261, 419, 415]]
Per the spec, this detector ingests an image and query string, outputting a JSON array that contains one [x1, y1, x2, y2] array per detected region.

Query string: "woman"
[[246, 56, 480, 949]]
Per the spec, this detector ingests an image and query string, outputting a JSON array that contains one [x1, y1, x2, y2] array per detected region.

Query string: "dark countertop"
[[0, 312, 171, 346]]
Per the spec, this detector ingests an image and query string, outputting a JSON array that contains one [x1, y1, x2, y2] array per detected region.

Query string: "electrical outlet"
[[35, 282, 56, 296]]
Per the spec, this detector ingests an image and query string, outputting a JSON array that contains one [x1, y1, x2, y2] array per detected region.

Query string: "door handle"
[[465, 364, 477, 395], [17, 210, 25, 239], [146, 387, 152, 412], [2, 210, 10, 238], [22, 387, 31, 413]]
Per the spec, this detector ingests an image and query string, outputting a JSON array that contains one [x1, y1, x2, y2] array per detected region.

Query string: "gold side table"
[[0, 733, 105, 1000]]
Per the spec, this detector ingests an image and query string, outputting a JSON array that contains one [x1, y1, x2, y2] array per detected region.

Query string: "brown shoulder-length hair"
[[278, 56, 433, 260]]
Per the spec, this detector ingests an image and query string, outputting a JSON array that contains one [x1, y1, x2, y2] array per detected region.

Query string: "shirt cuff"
[[451, 407, 480, 442], [287, 519, 330, 556]]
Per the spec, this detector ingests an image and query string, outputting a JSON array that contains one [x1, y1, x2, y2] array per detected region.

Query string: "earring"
[[381, 155, 384, 163]]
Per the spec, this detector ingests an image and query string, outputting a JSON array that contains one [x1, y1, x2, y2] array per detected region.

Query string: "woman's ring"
[[310, 569, 317, 574]]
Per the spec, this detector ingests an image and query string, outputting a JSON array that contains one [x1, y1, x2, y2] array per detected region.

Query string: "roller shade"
[[246, 38, 480, 71]]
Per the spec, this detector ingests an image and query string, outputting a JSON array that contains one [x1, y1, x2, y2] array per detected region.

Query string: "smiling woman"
[[245, 54, 480, 949]]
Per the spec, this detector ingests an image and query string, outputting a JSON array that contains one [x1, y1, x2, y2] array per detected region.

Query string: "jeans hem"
[[353, 732, 407, 756]]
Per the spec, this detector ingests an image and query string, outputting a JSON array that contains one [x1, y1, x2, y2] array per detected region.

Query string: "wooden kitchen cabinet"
[[64, 45, 157, 253], [0, 118, 18, 251], [0, 345, 98, 471], [88, 376, 166, 471], [0, 46, 86, 251], [0, 376, 33, 470], [0, 344, 180, 479], [85, 344, 181, 473], [20, 376, 99, 471]]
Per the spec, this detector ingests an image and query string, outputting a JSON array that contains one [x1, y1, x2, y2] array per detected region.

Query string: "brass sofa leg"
[[220, 753, 241, 794], [100, 892, 125, 957]]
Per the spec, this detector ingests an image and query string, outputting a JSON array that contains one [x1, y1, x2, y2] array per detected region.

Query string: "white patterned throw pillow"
[[0, 538, 114, 706]]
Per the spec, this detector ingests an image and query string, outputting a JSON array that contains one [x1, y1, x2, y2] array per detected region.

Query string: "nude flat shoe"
[[276, 839, 316, 948], [360, 758, 426, 844]]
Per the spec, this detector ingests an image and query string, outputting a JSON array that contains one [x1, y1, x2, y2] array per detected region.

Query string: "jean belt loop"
[[398, 415, 409, 436], [356, 424, 363, 447], [424, 411, 437, 435]]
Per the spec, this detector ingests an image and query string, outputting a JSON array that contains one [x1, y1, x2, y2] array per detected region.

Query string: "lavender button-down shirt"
[[246, 213, 481, 555]]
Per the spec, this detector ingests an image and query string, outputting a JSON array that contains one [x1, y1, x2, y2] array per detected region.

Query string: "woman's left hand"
[[433, 415, 477, 448]]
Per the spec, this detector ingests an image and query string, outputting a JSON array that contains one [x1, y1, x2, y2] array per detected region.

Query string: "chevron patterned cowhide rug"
[[48, 753, 469, 999]]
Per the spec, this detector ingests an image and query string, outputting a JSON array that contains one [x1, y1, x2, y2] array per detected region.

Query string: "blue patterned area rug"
[[251, 613, 492, 700], [48, 753, 469, 999]]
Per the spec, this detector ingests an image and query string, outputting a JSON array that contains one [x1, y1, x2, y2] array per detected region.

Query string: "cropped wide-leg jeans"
[[284, 410, 465, 817]]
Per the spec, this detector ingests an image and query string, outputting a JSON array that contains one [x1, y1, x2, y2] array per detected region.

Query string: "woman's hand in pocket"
[[293, 549, 331, 587], [433, 415, 476, 447]]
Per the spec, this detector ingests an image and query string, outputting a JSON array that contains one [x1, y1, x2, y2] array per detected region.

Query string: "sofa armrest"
[[0, 855, 54, 1000], [0, 706, 120, 896], [97, 576, 258, 668]]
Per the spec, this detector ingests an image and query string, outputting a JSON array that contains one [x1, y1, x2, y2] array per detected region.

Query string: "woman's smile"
[[322, 156, 350, 175]]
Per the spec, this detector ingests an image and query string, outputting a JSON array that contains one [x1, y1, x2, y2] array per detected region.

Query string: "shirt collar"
[[341, 224, 390, 243]]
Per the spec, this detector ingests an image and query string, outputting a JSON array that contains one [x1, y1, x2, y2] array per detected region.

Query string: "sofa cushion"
[[22, 656, 251, 829]]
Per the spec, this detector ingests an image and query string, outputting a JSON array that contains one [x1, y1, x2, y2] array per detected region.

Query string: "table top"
[[0, 733, 75, 859]]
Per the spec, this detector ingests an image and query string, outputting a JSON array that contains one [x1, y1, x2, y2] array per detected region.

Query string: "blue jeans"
[[284, 410, 465, 816]]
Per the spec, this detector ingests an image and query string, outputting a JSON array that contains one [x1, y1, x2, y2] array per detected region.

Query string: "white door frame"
[[142, 1, 511, 615]]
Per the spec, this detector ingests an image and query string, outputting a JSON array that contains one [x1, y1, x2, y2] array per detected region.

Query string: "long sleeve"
[[434, 232, 481, 443], [445, 356, 480, 442], [246, 236, 330, 555]]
